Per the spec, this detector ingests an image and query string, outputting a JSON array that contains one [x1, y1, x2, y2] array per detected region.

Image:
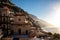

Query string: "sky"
[[10, 0, 60, 33]]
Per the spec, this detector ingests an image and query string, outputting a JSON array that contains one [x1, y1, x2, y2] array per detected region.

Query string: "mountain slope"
[[28, 14, 60, 33], [28, 14, 55, 27]]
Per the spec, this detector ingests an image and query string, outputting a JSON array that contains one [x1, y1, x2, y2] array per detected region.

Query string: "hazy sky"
[[10, 0, 60, 33]]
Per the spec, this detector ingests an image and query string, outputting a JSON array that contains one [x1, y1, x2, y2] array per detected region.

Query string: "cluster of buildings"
[[0, 0, 49, 40]]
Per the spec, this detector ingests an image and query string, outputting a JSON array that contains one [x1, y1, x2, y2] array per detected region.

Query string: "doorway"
[[13, 38, 19, 40], [26, 30, 28, 35], [18, 29, 21, 35]]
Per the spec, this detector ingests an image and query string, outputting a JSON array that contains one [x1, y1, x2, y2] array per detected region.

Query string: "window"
[[18, 29, 21, 35], [0, 11, 2, 16], [2, 24, 6, 30], [3, 18, 5, 21], [26, 30, 28, 35], [0, 18, 2, 22], [2, 17, 8, 22], [3, 24, 7, 29], [18, 19, 21, 21], [0, 24, 1, 26], [0, 14, 1, 16]]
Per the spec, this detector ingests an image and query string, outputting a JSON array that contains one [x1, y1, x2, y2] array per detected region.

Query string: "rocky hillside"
[[0, 0, 57, 34], [29, 14, 55, 27]]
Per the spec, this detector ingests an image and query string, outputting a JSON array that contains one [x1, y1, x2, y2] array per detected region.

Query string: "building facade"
[[0, 0, 47, 40]]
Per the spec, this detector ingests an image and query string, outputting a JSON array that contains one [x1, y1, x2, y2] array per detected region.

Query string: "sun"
[[52, 6, 60, 27], [44, 5, 60, 33], [45, 5, 60, 28]]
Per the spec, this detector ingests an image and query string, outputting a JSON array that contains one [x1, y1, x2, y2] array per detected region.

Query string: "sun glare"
[[46, 5, 60, 28], [43, 3, 60, 33], [52, 6, 60, 27]]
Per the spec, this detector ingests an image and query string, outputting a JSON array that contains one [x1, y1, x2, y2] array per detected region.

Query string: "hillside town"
[[0, 0, 60, 40]]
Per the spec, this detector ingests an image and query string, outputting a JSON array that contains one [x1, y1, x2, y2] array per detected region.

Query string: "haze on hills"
[[10, 0, 60, 34], [29, 14, 60, 34]]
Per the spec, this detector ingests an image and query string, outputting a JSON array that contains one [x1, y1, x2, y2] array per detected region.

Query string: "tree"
[[47, 32, 52, 37], [53, 33, 60, 39], [51, 33, 60, 40]]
